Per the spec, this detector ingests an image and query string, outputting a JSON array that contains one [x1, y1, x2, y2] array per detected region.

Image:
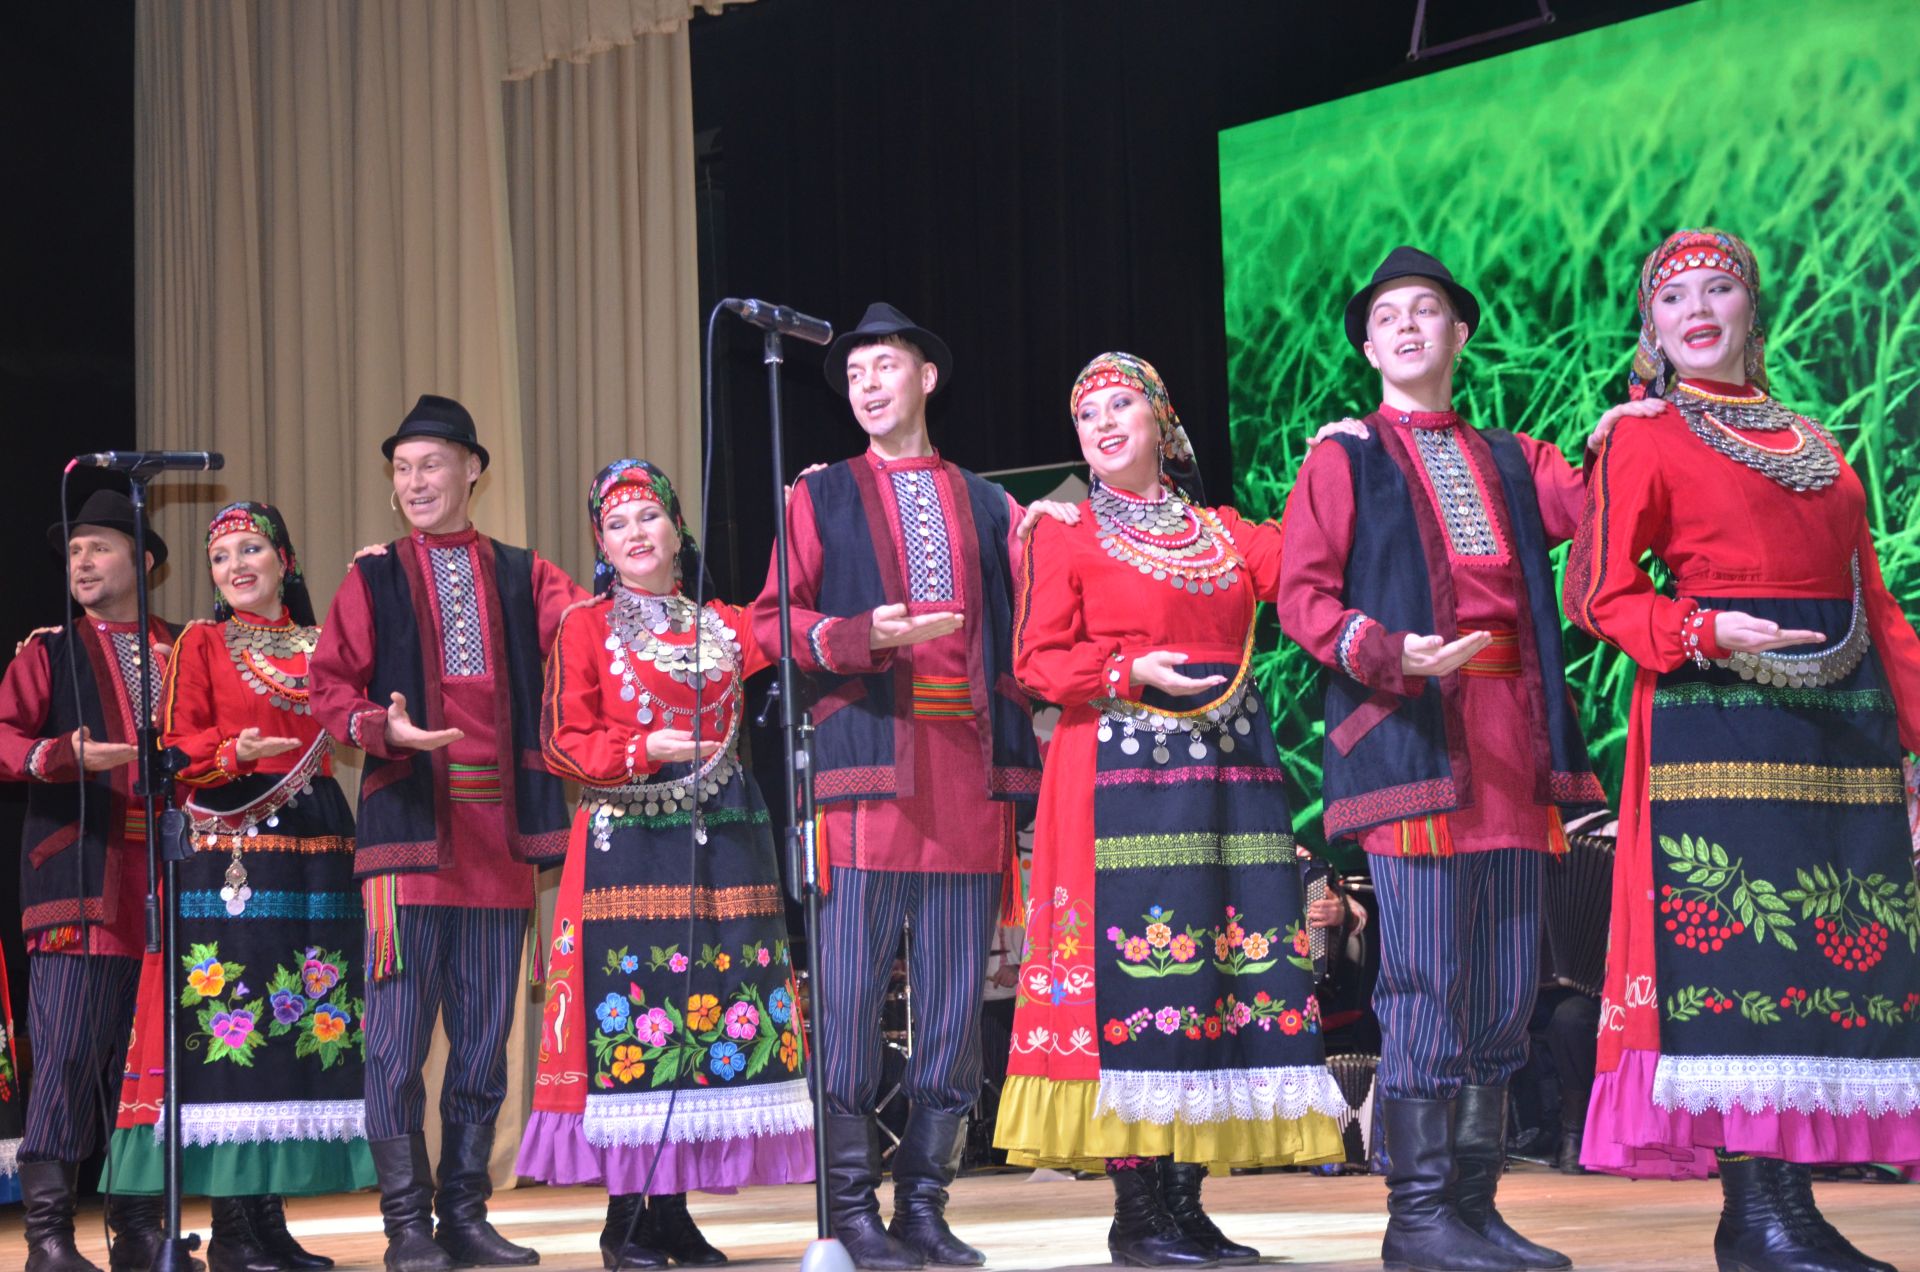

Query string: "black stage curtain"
[[689, 0, 1682, 815]]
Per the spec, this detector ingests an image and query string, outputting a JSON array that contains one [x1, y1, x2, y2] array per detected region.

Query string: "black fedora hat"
[[823, 303, 954, 397], [46, 488, 169, 568], [1344, 246, 1481, 353], [381, 394, 491, 471]]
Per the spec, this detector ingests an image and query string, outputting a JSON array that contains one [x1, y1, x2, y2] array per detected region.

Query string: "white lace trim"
[[583, 1078, 814, 1147], [1652, 1054, 1920, 1117], [156, 1100, 367, 1146], [1094, 1065, 1347, 1126], [0, 1136, 19, 1178]]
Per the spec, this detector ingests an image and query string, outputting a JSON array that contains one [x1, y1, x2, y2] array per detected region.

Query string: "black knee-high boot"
[[1158, 1163, 1257, 1265], [22, 1160, 99, 1272], [1378, 1097, 1524, 1272], [1759, 1160, 1896, 1272], [1713, 1152, 1869, 1272], [1105, 1158, 1215, 1268], [1451, 1085, 1569, 1270]]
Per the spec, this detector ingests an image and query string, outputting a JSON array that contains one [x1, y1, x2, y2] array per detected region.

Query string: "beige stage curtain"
[[505, 29, 704, 583], [137, 0, 534, 1185], [502, 0, 747, 81]]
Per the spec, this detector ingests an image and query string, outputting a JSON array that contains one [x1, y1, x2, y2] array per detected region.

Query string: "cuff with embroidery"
[[349, 707, 396, 759], [813, 612, 890, 676], [215, 736, 258, 778], [1681, 604, 1730, 667], [1340, 614, 1416, 697], [28, 736, 77, 782]]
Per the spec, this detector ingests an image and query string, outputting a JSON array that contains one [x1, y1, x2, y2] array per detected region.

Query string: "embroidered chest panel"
[[428, 545, 488, 678], [1410, 427, 1504, 560], [107, 630, 156, 720], [888, 469, 956, 602]]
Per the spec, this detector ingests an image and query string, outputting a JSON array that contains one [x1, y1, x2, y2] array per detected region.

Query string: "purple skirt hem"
[[514, 1111, 816, 1195], [1582, 1049, 1920, 1179]]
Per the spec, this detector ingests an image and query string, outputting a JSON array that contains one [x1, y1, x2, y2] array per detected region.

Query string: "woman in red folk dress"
[[995, 353, 1343, 1269], [108, 501, 370, 1271], [1567, 229, 1920, 1272], [516, 460, 811, 1271]]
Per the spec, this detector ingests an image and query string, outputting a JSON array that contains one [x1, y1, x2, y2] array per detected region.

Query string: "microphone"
[[75, 451, 226, 473], [722, 298, 833, 347]]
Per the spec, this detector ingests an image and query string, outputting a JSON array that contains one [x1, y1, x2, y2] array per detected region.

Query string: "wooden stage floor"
[[6, 1163, 1913, 1270]]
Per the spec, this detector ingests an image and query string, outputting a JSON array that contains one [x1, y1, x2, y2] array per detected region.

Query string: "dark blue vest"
[[352, 538, 568, 875], [19, 619, 175, 936], [801, 458, 1041, 804], [1319, 416, 1603, 840]]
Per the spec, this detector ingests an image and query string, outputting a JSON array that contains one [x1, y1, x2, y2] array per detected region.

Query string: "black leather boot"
[[104, 1191, 206, 1272], [1452, 1085, 1570, 1269], [887, 1109, 982, 1267], [249, 1196, 333, 1269], [1159, 1162, 1257, 1265], [22, 1159, 102, 1272], [599, 1195, 666, 1270], [1758, 1160, 1897, 1272], [106, 1191, 163, 1272], [649, 1194, 728, 1267], [1105, 1158, 1216, 1268], [368, 1134, 455, 1272], [433, 1123, 538, 1266], [1553, 1130, 1586, 1177], [207, 1196, 282, 1272], [823, 1112, 924, 1271], [1714, 1154, 1865, 1272], [1379, 1097, 1526, 1272]]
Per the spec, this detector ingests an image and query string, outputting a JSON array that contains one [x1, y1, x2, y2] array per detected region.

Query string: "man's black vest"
[[351, 537, 568, 876], [800, 458, 1041, 804], [1319, 416, 1604, 840]]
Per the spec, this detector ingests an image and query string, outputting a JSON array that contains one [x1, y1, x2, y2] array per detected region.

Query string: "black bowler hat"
[[823, 303, 954, 397], [1344, 246, 1481, 353], [46, 488, 169, 568], [381, 394, 491, 471]]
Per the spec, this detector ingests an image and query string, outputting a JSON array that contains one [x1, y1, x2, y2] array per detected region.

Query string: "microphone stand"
[[758, 329, 854, 1272], [126, 474, 199, 1272]]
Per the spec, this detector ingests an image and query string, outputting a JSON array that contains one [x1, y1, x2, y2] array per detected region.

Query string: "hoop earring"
[[390, 491, 401, 513]]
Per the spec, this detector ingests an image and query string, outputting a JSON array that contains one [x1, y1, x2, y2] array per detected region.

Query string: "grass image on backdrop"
[[1219, 0, 1920, 862]]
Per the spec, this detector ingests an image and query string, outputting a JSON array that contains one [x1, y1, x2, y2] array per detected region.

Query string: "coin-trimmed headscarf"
[[1069, 351, 1205, 504], [205, 500, 315, 626], [1630, 227, 1766, 400], [587, 458, 705, 597]]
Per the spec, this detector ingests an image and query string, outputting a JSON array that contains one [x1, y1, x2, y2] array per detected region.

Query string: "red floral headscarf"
[[1630, 228, 1766, 400]]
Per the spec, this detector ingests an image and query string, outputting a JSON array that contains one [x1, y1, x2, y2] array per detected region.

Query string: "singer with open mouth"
[[1567, 228, 1919, 1272], [1275, 248, 1606, 1272], [514, 458, 814, 1269]]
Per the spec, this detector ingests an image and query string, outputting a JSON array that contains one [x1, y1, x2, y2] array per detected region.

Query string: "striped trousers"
[[817, 867, 999, 1118], [22, 953, 140, 1162], [1371, 848, 1542, 1100], [363, 905, 527, 1139]]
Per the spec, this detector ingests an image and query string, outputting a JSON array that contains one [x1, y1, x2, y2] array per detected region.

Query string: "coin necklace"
[[1090, 479, 1241, 595], [223, 613, 317, 715], [1671, 382, 1837, 493]]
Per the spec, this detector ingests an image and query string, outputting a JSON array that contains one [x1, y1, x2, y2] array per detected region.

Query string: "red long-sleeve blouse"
[[1565, 381, 1920, 752], [543, 593, 767, 787], [160, 612, 331, 787]]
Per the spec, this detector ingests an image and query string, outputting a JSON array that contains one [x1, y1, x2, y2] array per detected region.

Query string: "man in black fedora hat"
[[752, 303, 1043, 1270], [0, 488, 178, 1271], [312, 394, 583, 1271], [1274, 249, 1607, 1272]]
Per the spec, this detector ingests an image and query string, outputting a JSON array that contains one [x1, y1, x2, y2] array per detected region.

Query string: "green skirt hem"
[[103, 1127, 376, 1196]]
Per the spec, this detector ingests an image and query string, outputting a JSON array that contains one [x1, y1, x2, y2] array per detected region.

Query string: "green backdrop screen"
[[1219, 0, 1920, 864]]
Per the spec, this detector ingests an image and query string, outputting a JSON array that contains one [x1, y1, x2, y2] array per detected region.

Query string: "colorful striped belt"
[[911, 675, 974, 719], [448, 762, 503, 803], [1460, 627, 1520, 678]]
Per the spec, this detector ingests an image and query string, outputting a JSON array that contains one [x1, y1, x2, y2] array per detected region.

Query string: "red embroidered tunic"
[[543, 596, 769, 786], [162, 612, 332, 787], [0, 618, 172, 956], [1277, 408, 1586, 855], [752, 450, 1023, 874], [310, 527, 582, 907], [1565, 380, 1920, 1067]]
